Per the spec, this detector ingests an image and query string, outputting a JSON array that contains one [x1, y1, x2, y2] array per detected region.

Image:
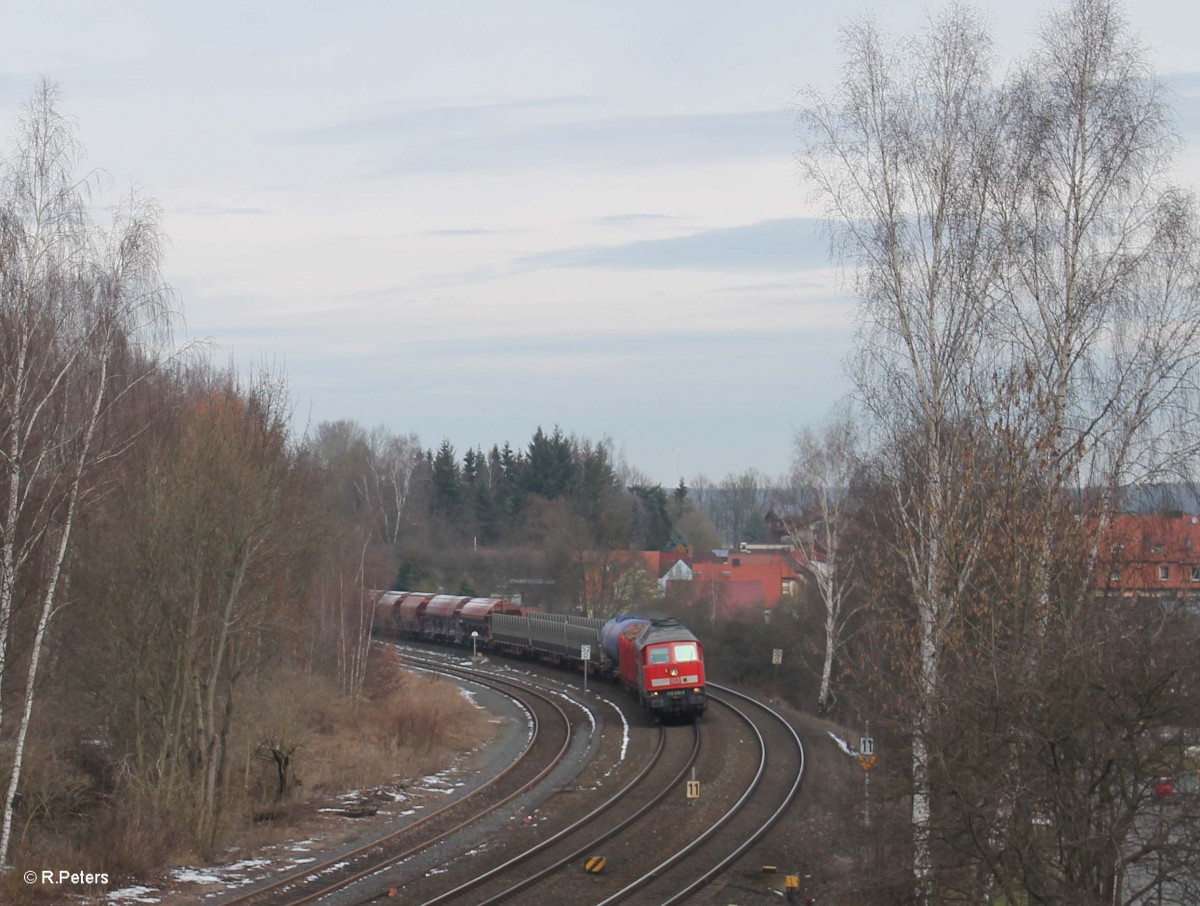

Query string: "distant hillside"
[[1120, 483, 1200, 514]]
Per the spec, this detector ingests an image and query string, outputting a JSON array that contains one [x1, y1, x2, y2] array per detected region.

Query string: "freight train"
[[374, 591, 706, 719]]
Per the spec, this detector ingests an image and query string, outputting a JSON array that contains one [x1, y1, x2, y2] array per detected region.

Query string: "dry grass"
[[296, 648, 493, 798], [6, 646, 496, 900], [223, 646, 494, 852]]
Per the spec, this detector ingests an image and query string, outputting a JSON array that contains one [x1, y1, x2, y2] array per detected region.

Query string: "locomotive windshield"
[[648, 643, 700, 664], [673, 643, 699, 662]]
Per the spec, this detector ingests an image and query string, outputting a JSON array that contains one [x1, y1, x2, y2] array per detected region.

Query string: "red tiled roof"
[[1099, 514, 1200, 592], [579, 549, 802, 611]]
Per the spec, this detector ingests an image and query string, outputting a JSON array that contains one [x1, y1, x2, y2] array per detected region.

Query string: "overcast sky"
[[4, 0, 1200, 485]]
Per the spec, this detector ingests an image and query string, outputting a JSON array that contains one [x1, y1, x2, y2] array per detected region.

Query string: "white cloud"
[[4, 0, 1199, 480]]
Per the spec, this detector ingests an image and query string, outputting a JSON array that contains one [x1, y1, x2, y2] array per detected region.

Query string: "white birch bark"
[[800, 9, 1001, 900], [0, 83, 170, 866], [787, 411, 859, 715], [0, 351, 108, 861]]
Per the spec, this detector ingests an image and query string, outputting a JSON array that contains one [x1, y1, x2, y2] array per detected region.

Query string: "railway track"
[[372, 654, 806, 906], [215, 646, 806, 906], [398, 709, 696, 905], [599, 683, 806, 905], [214, 657, 576, 906]]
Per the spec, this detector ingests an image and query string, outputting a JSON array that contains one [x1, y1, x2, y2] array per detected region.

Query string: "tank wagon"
[[380, 590, 706, 720]]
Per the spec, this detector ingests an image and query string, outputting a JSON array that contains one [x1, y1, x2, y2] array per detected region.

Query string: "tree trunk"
[[0, 351, 107, 865]]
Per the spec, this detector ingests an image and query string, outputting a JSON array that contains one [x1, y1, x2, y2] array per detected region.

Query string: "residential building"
[[1099, 513, 1200, 599]]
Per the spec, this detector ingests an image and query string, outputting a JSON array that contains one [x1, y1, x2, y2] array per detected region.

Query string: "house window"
[[1109, 570, 1121, 583], [1159, 565, 1170, 581], [1191, 565, 1200, 582]]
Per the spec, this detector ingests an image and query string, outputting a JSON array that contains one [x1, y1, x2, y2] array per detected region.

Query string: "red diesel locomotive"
[[600, 615, 706, 717], [373, 591, 706, 720]]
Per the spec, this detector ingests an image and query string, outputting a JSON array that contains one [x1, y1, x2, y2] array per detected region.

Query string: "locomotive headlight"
[[669, 668, 679, 677]]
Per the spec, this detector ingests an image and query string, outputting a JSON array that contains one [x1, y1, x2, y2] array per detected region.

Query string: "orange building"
[[580, 547, 804, 618], [1098, 513, 1200, 597], [685, 551, 803, 611]]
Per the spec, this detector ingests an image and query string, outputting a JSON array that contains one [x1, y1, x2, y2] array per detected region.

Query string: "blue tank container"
[[600, 614, 648, 663]]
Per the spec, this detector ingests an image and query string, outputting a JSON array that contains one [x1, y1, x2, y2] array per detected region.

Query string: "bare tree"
[[802, 1, 1200, 901], [785, 408, 859, 715], [800, 6, 1002, 897], [306, 420, 408, 699], [365, 427, 421, 548], [976, 3, 1200, 900], [0, 82, 172, 865], [692, 469, 771, 547]]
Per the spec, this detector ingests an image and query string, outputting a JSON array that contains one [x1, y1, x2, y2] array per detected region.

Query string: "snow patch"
[[459, 686, 483, 708], [224, 858, 272, 872], [605, 698, 631, 762], [828, 731, 856, 757], [107, 886, 161, 904], [170, 868, 221, 884]]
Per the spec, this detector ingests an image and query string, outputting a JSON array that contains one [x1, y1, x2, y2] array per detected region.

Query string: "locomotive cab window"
[[673, 643, 699, 662], [648, 647, 671, 665]]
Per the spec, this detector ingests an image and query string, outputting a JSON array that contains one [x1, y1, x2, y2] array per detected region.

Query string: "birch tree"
[[0, 82, 170, 866], [802, 1, 1200, 900], [800, 7, 1003, 898], [995, 0, 1200, 604], [365, 427, 420, 548], [787, 409, 859, 715], [307, 421, 405, 699]]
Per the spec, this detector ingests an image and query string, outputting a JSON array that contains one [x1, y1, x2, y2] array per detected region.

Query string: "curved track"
[[218, 645, 806, 906], [598, 683, 806, 905], [403, 714, 696, 905], [215, 659, 573, 906], [373, 650, 807, 906]]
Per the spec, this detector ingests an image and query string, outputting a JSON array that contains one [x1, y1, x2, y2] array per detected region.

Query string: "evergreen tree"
[[463, 447, 481, 486], [493, 442, 526, 530], [474, 479, 501, 544], [431, 440, 462, 519], [573, 441, 618, 522], [630, 484, 674, 551], [524, 426, 575, 499]]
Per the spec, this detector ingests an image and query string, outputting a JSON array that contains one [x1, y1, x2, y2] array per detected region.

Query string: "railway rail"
[[599, 682, 806, 905], [372, 652, 806, 906], [214, 658, 575, 906], [215, 646, 806, 906], [398, 703, 696, 905]]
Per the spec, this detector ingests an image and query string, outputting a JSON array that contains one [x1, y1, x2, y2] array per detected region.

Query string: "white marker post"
[[859, 721, 876, 827]]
